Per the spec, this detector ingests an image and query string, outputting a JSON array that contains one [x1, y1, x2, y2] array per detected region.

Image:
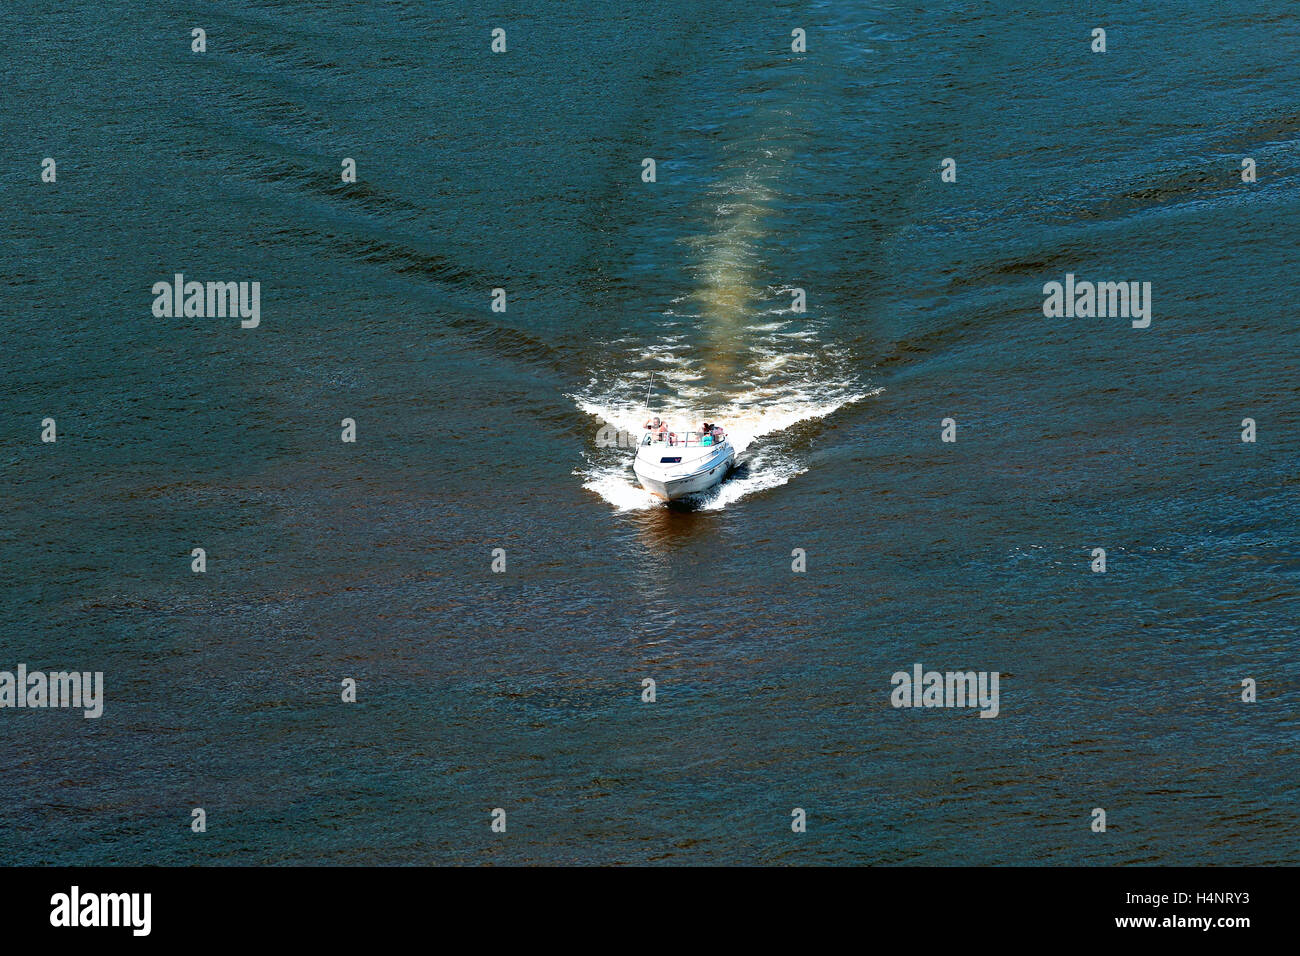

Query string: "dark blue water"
[[1, 1, 1297, 864]]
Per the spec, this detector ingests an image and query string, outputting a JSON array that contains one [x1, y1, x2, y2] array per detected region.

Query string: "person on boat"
[[644, 416, 668, 441], [700, 422, 714, 446]]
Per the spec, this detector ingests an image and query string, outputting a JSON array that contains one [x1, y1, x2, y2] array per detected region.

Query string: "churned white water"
[[573, 347, 878, 510], [574, 118, 882, 510]]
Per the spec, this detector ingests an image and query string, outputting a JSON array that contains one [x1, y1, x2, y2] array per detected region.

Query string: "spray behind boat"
[[574, 108, 874, 510]]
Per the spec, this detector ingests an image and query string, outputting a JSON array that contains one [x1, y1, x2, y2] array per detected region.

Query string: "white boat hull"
[[633, 438, 734, 501]]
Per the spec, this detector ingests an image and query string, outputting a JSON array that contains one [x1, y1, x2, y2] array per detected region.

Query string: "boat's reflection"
[[628, 502, 714, 553]]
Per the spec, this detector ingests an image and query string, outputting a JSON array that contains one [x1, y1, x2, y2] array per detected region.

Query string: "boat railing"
[[642, 429, 727, 448]]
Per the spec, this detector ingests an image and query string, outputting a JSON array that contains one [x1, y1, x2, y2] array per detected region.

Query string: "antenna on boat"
[[643, 371, 655, 413]]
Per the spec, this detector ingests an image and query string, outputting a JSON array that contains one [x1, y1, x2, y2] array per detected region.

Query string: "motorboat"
[[633, 425, 735, 500]]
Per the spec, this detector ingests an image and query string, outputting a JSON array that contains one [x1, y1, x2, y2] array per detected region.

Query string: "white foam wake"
[[573, 367, 879, 511], [576, 125, 879, 510]]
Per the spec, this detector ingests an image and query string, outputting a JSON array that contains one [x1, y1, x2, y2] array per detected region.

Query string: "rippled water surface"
[[1, 1, 1297, 864]]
